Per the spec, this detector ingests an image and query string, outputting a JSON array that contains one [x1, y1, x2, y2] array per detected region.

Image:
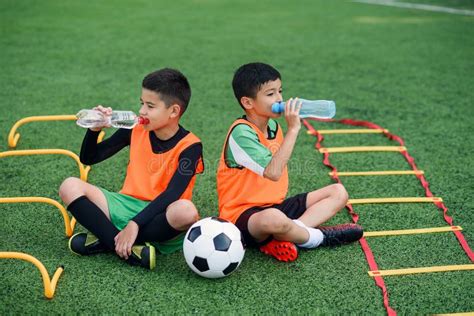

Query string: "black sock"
[[137, 211, 182, 243], [67, 196, 119, 251]]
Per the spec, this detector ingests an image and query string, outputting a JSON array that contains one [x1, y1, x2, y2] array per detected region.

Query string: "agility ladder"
[[303, 118, 474, 315]]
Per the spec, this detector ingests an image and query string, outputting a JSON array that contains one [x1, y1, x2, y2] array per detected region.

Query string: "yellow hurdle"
[[8, 115, 77, 148], [0, 149, 90, 182], [307, 128, 389, 135], [2, 130, 105, 182], [319, 146, 406, 153], [1, 118, 106, 238], [348, 197, 442, 205], [330, 170, 424, 177], [0, 252, 64, 299], [7, 114, 105, 150], [0, 197, 74, 237], [364, 226, 462, 237], [368, 264, 474, 277]]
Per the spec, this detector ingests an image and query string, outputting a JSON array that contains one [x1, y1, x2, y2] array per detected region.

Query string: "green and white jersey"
[[225, 118, 279, 176]]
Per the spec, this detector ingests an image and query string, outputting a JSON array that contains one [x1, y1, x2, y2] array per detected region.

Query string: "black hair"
[[142, 68, 191, 116], [232, 62, 281, 109]]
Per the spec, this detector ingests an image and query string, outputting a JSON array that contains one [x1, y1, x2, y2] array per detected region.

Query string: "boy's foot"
[[259, 239, 298, 262], [319, 224, 363, 247], [127, 243, 156, 270], [68, 232, 108, 255]]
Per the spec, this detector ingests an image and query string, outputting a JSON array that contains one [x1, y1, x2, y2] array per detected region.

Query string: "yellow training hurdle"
[[8, 115, 77, 148], [0, 197, 75, 237], [0, 149, 90, 182], [0, 252, 64, 299], [1, 114, 106, 300]]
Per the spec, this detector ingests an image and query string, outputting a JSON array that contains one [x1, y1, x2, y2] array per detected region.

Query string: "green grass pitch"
[[1, 0, 473, 314]]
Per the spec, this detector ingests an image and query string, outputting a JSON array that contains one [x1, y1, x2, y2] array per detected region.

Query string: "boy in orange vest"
[[217, 62, 363, 262], [59, 68, 204, 269]]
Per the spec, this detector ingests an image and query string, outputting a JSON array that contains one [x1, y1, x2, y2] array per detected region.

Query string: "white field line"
[[353, 0, 474, 16]]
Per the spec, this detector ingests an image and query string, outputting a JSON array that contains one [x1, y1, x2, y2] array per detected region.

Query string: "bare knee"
[[258, 209, 292, 235], [333, 183, 349, 203], [166, 200, 199, 231], [58, 177, 85, 205], [330, 183, 349, 212]]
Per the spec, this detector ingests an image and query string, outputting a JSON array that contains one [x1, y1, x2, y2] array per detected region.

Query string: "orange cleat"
[[259, 239, 298, 262]]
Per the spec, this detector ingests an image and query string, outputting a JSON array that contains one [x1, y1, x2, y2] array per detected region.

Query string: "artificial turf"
[[0, 0, 473, 314]]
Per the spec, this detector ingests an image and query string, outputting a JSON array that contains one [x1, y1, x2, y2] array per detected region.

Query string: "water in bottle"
[[110, 111, 148, 128], [76, 109, 106, 128], [76, 110, 149, 129], [271, 99, 336, 119]]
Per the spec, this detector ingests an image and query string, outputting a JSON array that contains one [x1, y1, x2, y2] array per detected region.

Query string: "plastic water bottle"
[[76, 110, 149, 129], [271, 99, 336, 119]]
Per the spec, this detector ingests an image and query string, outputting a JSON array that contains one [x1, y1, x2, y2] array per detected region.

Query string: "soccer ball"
[[183, 217, 245, 278]]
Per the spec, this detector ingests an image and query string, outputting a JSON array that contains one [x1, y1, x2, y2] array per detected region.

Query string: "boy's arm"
[[263, 98, 302, 181], [229, 99, 301, 181], [79, 128, 131, 165], [131, 143, 203, 228], [263, 128, 299, 181]]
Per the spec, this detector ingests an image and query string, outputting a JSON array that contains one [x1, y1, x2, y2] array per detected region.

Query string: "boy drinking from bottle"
[[217, 62, 362, 262], [59, 68, 204, 269]]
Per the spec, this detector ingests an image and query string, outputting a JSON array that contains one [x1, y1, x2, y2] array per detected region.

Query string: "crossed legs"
[[59, 177, 199, 244], [248, 183, 349, 244]]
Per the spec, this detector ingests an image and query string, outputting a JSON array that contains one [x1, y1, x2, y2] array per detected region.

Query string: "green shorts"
[[99, 187, 184, 255]]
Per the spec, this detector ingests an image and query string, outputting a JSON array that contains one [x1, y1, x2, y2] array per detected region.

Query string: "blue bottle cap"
[[271, 102, 285, 113]]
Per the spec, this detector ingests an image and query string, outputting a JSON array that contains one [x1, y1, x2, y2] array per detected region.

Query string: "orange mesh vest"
[[217, 119, 288, 223], [120, 125, 204, 201]]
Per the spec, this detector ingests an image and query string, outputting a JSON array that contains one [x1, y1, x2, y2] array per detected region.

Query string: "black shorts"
[[235, 192, 308, 248]]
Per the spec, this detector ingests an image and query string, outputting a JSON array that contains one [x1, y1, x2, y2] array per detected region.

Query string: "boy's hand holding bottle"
[[284, 98, 303, 133], [91, 105, 112, 131]]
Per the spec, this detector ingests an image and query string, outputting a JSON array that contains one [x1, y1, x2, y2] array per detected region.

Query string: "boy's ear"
[[169, 104, 181, 118], [240, 96, 254, 110]]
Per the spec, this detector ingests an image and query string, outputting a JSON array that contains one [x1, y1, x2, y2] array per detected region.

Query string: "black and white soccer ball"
[[183, 217, 245, 278]]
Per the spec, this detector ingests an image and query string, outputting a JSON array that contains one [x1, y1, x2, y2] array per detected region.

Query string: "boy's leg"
[[248, 208, 309, 245], [288, 184, 363, 247], [166, 199, 199, 231], [59, 177, 110, 218], [297, 183, 349, 228], [59, 177, 118, 251], [59, 177, 156, 269], [138, 199, 199, 242], [243, 208, 307, 262]]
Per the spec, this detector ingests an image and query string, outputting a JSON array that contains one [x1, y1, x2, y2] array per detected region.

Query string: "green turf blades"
[[0, 0, 473, 313]]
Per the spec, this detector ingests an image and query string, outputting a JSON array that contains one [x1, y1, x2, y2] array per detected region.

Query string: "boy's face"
[[243, 79, 283, 118], [139, 88, 180, 131]]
